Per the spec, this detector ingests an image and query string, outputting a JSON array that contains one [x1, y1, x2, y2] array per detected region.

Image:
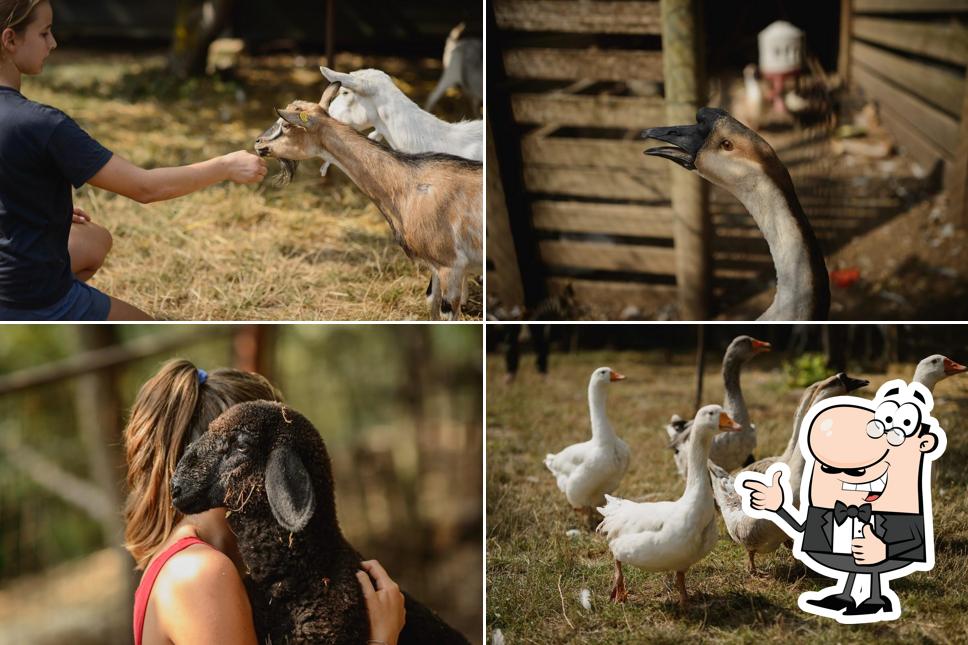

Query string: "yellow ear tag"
[[299, 112, 309, 123]]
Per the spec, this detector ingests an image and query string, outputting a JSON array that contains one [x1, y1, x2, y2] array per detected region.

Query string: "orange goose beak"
[[719, 412, 742, 431], [944, 357, 967, 375], [609, 370, 626, 382]]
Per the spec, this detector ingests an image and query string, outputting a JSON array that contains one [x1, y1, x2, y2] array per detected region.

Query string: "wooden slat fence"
[[489, 0, 682, 317]]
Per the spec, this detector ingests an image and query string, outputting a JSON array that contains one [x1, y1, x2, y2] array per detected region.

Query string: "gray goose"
[[643, 108, 830, 320]]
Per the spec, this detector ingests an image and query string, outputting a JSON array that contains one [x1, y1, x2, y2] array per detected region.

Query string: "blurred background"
[[0, 324, 482, 644], [24, 0, 482, 320]]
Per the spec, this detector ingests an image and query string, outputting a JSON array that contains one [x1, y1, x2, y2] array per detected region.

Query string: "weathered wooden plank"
[[511, 93, 665, 128], [523, 165, 670, 200], [854, 0, 968, 12], [503, 48, 663, 82], [852, 63, 960, 156], [853, 17, 968, 66], [838, 0, 853, 83], [521, 136, 670, 168], [851, 40, 965, 116], [531, 201, 675, 238], [493, 0, 661, 34], [539, 239, 676, 274], [485, 119, 525, 308], [878, 99, 951, 171], [546, 277, 677, 317]]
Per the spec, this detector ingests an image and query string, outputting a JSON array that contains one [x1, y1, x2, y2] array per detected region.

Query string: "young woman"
[[123, 360, 405, 645], [0, 0, 268, 321]]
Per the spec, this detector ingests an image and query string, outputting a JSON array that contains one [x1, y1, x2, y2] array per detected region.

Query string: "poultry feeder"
[[758, 20, 804, 114]]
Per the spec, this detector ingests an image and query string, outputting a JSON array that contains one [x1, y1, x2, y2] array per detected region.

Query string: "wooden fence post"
[[838, 0, 853, 84], [660, 0, 709, 320]]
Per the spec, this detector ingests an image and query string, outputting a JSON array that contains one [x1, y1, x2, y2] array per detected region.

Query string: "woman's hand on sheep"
[[221, 150, 268, 184], [71, 207, 91, 223], [356, 559, 405, 645]]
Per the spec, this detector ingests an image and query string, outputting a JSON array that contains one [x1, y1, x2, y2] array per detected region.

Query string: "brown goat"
[[254, 85, 482, 320]]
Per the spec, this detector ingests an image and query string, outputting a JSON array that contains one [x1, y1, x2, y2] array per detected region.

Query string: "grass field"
[[486, 349, 968, 643], [22, 49, 481, 320]]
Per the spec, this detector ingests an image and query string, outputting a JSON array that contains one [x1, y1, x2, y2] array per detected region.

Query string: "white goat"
[[254, 85, 482, 320], [425, 22, 483, 115], [319, 66, 483, 162]]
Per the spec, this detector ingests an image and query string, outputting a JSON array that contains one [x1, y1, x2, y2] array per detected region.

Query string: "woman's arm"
[[357, 559, 406, 645], [157, 547, 259, 645], [87, 150, 267, 204]]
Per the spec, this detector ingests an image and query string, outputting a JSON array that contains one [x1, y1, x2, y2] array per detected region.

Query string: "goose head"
[[914, 354, 967, 390], [726, 335, 771, 363], [590, 366, 626, 388], [641, 108, 782, 195], [692, 404, 741, 441], [824, 372, 869, 399]]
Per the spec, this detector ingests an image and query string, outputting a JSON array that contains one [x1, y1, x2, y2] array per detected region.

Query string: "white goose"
[[597, 405, 740, 607], [545, 367, 630, 527], [913, 354, 967, 391], [643, 108, 830, 320], [667, 335, 771, 477], [709, 372, 869, 573]]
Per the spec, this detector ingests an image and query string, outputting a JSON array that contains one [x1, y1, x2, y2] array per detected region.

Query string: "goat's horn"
[[319, 66, 367, 94]]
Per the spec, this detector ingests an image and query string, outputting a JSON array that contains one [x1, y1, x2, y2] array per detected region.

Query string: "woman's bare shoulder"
[[151, 544, 246, 615], [149, 545, 256, 643]]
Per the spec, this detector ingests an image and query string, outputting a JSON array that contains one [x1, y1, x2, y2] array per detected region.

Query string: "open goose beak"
[[751, 339, 771, 353], [943, 357, 967, 375], [609, 370, 626, 382], [641, 122, 707, 170], [719, 412, 742, 431]]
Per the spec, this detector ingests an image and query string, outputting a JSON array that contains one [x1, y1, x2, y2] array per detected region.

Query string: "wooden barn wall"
[[491, 0, 679, 317], [845, 0, 968, 192]]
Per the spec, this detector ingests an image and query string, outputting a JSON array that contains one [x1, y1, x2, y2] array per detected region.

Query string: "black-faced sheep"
[[170, 400, 469, 645]]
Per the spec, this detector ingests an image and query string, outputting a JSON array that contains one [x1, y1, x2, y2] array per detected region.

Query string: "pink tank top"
[[133, 536, 210, 645]]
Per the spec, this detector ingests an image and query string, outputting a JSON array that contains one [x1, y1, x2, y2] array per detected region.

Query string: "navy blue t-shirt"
[[0, 85, 113, 308]]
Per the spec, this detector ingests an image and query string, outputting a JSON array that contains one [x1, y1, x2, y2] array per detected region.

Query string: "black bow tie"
[[834, 501, 872, 525]]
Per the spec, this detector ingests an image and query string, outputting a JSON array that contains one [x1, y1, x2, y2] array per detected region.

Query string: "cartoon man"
[[736, 380, 946, 623]]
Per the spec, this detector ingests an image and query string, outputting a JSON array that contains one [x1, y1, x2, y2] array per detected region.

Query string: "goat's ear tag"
[[299, 112, 309, 123]]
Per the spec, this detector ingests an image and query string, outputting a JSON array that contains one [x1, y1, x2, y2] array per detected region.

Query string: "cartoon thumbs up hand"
[[741, 470, 785, 512], [851, 523, 887, 565]]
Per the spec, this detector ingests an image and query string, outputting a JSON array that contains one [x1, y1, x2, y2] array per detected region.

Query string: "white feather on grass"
[[566, 529, 581, 538], [579, 588, 592, 610], [491, 628, 505, 645]]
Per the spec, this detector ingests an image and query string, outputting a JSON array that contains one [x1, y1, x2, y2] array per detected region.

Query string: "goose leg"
[[584, 506, 598, 531], [675, 571, 688, 609], [609, 560, 628, 603], [747, 551, 757, 574]]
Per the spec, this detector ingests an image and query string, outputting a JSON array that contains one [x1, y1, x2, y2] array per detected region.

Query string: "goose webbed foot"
[[609, 560, 628, 603]]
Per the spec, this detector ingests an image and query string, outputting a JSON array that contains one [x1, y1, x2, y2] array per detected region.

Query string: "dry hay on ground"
[[23, 50, 482, 320]]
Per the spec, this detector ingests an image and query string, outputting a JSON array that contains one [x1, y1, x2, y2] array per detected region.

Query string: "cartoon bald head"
[[806, 383, 942, 513]]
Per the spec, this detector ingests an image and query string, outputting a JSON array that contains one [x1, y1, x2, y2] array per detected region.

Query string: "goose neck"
[[734, 171, 828, 320], [588, 383, 615, 442], [721, 354, 750, 429], [683, 432, 715, 500]]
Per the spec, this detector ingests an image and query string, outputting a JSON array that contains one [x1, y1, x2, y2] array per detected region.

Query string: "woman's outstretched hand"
[[221, 150, 268, 184], [356, 559, 405, 645]]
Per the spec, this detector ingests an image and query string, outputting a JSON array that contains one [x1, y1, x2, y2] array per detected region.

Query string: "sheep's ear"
[[276, 109, 318, 129], [265, 444, 315, 532]]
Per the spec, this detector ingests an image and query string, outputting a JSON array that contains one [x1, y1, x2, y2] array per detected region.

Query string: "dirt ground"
[[486, 348, 968, 643], [22, 49, 482, 320]]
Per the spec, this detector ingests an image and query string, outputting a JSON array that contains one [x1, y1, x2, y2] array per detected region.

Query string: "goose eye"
[[721, 139, 734, 151]]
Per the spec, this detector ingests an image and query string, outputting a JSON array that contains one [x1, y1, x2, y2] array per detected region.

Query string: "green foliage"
[[783, 352, 829, 388]]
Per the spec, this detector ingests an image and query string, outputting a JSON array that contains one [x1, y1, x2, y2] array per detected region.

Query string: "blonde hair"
[[1, 0, 44, 32], [122, 359, 283, 569]]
